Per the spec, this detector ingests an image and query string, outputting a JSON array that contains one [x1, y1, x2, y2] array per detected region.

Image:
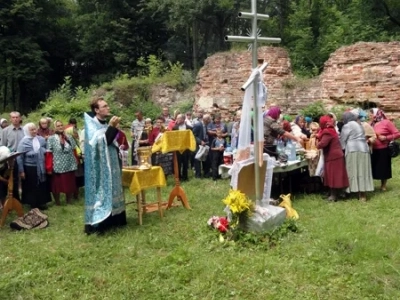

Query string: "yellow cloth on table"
[[122, 166, 166, 195], [151, 130, 196, 154]]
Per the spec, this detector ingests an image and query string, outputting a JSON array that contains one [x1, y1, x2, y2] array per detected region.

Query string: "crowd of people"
[[0, 101, 399, 233], [130, 107, 234, 181], [263, 106, 400, 202], [0, 113, 84, 211]]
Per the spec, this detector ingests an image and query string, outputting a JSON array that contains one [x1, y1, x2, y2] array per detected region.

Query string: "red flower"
[[217, 217, 229, 233]]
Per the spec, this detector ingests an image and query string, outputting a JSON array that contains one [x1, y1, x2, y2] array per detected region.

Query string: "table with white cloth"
[[219, 159, 309, 197]]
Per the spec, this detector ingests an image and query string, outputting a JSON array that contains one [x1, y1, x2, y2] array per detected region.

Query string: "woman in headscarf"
[[291, 116, 310, 139], [340, 112, 374, 202], [308, 122, 320, 150], [65, 122, 84, 199], [46, 120, 78, 205], [317, 115, 349, 201], [16, 123, 52, 209], [350, 108, 376, 153], [0, 118, 8, 144], [263, 106, 301, 156], [36, 118, 54, 140], [138, 118, 152, 147], [0, 146, 11, 210], [369, 108, 400, 191]]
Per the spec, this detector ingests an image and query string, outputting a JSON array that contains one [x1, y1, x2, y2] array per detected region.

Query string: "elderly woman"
[[138, 118, 152, 147], [369, 108, 400, 191], [46, 120, 78, 205], [263, 106, 301, 156], [65, 123, 84, 198], [308, 122, 320, 150], [291, 116, 310, 139], [17, 123, 52, 209], [350, 109, 376, 153], [340, 112, 374, 202], [317, 115, 349, 201], [37, 118, 54, 140]]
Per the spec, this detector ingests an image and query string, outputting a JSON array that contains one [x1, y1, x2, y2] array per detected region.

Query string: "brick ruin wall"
[[194, 42, 400, 120]]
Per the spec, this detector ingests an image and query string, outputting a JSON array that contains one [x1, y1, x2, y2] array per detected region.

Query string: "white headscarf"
[[0, 146, 11, 168], [23, 122, 40, 153]]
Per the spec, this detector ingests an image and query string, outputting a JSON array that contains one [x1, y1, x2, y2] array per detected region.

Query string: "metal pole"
[[241, 62, 268, 91], [251, 0, 262, 202]]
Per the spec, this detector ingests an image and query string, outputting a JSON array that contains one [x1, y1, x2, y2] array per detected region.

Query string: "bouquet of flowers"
[[223, 189, 254, 226], [207, 190, 254, 240], [207, 216, 229, 233]]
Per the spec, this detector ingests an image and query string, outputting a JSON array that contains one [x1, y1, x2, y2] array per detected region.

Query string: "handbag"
[[388, 140, 400, 158]]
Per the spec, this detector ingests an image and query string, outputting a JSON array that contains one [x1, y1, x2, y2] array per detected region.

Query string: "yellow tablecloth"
[[152, 130, 196, 154], [122, 166, 166, 195]]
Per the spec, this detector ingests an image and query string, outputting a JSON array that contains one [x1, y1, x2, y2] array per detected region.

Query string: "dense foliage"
[[1, 0, 399, 113], [25, 56, 194, 127]]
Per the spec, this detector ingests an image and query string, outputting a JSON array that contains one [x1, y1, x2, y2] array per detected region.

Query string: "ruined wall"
[[194, 42, 400, 119]]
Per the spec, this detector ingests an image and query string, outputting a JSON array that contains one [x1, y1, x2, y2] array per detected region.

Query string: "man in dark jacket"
[[172, 114, 193, 181], [192, 114, 211, 178]]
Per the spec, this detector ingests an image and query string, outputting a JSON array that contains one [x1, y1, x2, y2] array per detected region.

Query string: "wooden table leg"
[[157, 187, 163, 219], [141, 190, 146, 213], [0, 197, 24, 227], [167, 151, 191, 209], [136, 194, 142, 225]]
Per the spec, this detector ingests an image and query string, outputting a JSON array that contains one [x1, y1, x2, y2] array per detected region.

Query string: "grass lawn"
[[1, 159, 400, 300]]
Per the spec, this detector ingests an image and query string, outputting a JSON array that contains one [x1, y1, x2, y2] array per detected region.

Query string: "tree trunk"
[[11, 78, 16, 111], [18, 79, 27, 112], [192, 19, 198, 71], [3, 77, 7, 111]]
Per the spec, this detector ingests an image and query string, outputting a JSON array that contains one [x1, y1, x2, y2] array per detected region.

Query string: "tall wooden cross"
[[225, 0, 281, 202]]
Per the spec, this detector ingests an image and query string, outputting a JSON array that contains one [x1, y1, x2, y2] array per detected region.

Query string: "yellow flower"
[[222, 189, 254, 215]]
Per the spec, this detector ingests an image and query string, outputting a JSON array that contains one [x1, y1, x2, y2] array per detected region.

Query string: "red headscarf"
[[318, 115, 338, 139], [282, 120, 291, 132]]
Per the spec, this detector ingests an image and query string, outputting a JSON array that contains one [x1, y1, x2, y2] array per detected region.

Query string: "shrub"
[[300, 101, 328, 121]]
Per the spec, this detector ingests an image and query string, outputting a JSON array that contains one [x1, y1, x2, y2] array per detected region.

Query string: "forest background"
[[1, 0, 400, 120]]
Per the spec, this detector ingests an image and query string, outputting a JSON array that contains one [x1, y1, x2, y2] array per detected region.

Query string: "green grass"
[[1, 162, 400, 300]]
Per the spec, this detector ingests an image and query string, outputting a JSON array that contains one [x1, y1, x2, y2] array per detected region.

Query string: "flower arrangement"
[[207, 216, 229, 233], [222, 189, 254, 228], [207, 190, 255, 240]]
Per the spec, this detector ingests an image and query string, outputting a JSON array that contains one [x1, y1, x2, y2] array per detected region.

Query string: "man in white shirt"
[[130, 110, 145, 165]]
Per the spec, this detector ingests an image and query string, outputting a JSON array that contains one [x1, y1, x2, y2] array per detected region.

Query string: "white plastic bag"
[[315, 150, 324, 178], [195, 145, 209, 161]]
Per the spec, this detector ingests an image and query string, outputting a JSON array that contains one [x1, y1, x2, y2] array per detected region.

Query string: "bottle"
[[284, 141, 291, 159], [276, 139, 283, 154], [287, 140, 297, 161]]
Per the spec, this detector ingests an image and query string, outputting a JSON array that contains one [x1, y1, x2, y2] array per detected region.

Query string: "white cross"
[[225, 0, 281, 201]]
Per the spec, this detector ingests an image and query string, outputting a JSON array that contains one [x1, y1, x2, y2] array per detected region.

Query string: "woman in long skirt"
[[46, 120, 77, 205], [340, 112, 374, 202], [369, 108, 400, 191], [17, 123, 52, 209]]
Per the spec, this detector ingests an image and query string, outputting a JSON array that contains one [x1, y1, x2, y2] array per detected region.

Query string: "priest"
[[84, 97, 126, 234]]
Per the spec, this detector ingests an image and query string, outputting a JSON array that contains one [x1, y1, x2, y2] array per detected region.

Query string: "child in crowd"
[[211, 129, 226, 181]]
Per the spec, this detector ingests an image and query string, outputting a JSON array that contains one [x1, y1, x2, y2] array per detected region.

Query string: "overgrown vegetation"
[[25, 56, 195, 127], [2, 0, 400, 112]]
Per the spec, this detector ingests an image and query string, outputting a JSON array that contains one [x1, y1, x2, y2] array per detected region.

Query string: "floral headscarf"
[[370, 108, 386, 127], [318, 115, 338, 138], [265, 106, 281, 120]]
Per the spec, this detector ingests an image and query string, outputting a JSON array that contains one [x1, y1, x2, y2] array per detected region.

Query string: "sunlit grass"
[[1, 159, 400, 299]]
